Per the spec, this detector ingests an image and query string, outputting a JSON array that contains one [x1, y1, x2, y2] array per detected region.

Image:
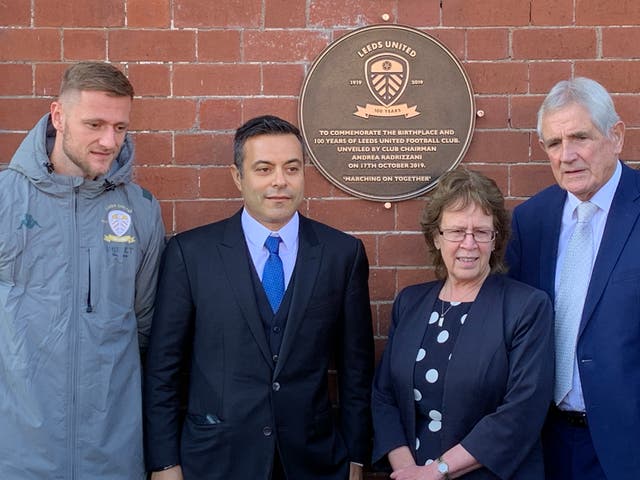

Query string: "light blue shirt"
[[555, 160, 622, 411], [241, 209, 299, 288]]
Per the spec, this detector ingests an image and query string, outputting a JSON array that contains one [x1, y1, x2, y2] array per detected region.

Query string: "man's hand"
[[151, 465, 183, 480], [349, 462, 363, 480]]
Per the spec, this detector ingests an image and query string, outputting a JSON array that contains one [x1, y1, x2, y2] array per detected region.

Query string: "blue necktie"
[[262, 236, 284, 313]]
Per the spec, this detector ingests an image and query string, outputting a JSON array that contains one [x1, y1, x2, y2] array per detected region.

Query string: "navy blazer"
[[144, 210, 374, 480], [372, 275, 553, 479], [506, 162, 640, 478]]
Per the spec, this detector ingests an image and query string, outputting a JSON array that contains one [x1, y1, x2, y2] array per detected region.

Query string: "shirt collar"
[[241, 208, 299, 250]]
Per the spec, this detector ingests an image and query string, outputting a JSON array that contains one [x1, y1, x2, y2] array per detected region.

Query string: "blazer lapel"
[[580, 164, 640, 335], [392, 282, 442, 443], [540, 188, 566, 301], [219, 210, 273, 367], [274, 216, 322, 377]]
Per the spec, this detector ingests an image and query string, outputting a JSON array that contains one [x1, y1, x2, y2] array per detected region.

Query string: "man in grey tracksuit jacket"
[[0, 62, 165, 479]]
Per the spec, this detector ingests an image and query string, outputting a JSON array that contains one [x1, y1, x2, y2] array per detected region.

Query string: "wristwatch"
[[436, 456, 450, 479]]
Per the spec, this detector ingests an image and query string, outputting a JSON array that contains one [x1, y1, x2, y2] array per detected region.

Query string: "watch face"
[[438, 461, 449, 474]]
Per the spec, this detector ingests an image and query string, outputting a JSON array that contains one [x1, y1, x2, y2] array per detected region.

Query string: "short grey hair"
[[537, 77, 620, 140]]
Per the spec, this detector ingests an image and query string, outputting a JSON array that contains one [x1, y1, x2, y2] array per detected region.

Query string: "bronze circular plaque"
[[299, 25, 476, 202]]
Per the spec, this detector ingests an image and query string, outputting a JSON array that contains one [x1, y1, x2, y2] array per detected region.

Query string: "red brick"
[[304, 164, 342, 198], [174, 0, 261, 27], [357, 233, 377, 265], [128, 0, 170, 27], [467, 29, 509, 60], [603, 27, 640, 59], [369, 268, 396, 302], [614, 95, 640, 128], [621, 129, 640, 161], [198, 30, 241, 62], [466, 62, 528, 94], [474, 97, 509, 129], [308, 199, 395, 232], [577, 0, 640, 26], [158, 200, 174, 234], [396, 198, 427, 231], [175, 133, 233, 166], [0, 99, 51, 130], [531, 0, 573, 26], [443, 0, 530, 26], [133, 166, 199, 200], [130, 98, 197, 131], [308, 0, 396, 28], [575, 61, 640, 93], [0, 29, 60, 61], [398, 0, 440, 26], [174, 200, 243, 233], [266, 0, 306, 28], [173, 64, 261, 96], [63, 29, 107, 60], [460, 164, 508, 196], [242, 98, 298, 127], [35, 0, 123, 27], [511, 95, 546, 129], [513, 29, 596, 60], [379, 232, 428, 266], [245, 31, 328, 62], [464, 131, 530, 164], [200, 99, 242, 131], [200, 167, 240, 199], [0, 133, 27, 163], [0, 64, 32, 95], [0, 0, 30, 25], [131, 133, 172, 166], [510, 163, 556, 197], [263, 64, 305, 96], [34, 63, 67, 96], [424, 29, 465, 61], [127, 63, 171, 97], [109, 30, 195, 62], [529, 62, 572, 94], [397, 268, 437, 291]]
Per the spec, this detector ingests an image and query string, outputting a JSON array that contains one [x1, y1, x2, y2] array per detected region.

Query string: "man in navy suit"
[[144, 115, 374, 480], [507, 77, 640, 479]]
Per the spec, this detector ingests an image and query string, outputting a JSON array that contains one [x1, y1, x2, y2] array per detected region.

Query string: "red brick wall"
[[1, 1, 639, 473]]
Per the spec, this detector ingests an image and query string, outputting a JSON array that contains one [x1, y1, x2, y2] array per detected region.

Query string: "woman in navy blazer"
[[372, 170, 554, 479]]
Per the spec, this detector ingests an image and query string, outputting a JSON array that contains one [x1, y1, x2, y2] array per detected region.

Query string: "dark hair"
[[233, 115, 304, 174], [420, 168, 510, 279], [59, 62, 134, 99]]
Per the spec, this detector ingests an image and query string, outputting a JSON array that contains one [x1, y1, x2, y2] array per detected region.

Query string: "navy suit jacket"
[[506, 162, 640, 478], [143, 210, 374, 480], [372, 275, 553, 479]]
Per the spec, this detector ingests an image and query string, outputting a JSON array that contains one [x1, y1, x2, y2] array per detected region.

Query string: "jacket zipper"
[[68, 186, 80, 480]]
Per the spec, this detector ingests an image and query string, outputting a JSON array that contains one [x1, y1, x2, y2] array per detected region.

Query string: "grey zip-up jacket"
[[0, 114, 165, 479]]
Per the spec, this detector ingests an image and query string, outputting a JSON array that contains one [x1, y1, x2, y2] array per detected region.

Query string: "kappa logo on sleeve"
[[17, 213, 42, 229]]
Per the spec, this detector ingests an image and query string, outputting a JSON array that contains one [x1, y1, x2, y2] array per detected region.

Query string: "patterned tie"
[[554, 201, 598, 405], [262, 236, 284, 313]]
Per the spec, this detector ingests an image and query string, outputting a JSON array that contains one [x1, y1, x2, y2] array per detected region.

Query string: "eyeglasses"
[[438, 228, 496, 243]]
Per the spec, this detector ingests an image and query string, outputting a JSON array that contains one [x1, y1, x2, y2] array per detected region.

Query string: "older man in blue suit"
[[507, 77, 640, 479]]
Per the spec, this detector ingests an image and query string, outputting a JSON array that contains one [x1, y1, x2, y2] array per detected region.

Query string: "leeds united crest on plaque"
[[299, 25, 475, 202]]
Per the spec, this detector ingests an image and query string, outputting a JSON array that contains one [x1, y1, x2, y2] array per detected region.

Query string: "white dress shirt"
[[241, 209, 299, 288], [554, 160, 622, 411]]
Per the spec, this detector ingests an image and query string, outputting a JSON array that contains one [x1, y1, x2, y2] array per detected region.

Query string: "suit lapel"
[[219, 210, 273, 366], [274, 216, 322, 377], [580, 164, 640, 335], [540, 188, 566, 301], [392, 282, 442, 441]]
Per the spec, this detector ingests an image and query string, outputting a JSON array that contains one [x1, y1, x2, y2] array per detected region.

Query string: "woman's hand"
[[390, 463, 438, 480]]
